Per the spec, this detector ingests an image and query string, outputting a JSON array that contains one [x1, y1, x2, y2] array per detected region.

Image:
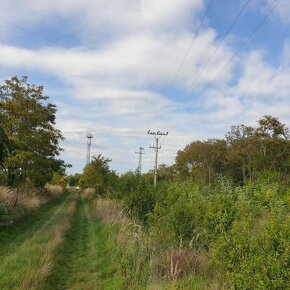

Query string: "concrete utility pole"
[[86, 133, 93, 164], [148, 130, 168, 186], [135, 147, 145, 174]]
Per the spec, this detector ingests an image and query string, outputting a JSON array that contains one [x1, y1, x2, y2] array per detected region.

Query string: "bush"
[[211, 181, 290, 289], [111, 172, 290, 287], [0, 201, 8, 220]]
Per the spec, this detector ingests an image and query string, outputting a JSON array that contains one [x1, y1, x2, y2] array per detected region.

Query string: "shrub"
[[211, 183, 290, 289], [0, 201, 8, 219]]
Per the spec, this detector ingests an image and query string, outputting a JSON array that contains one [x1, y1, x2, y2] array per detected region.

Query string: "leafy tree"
[[226, 125, 256, 183], [253, 115, 290, 174], [79, 154, 116, 195], [66, 173, 81, 187], [0, 126, 12, 172], [50, 171, 66, 187], [175, 139, 227, 185], [0, 76, 66, 187]]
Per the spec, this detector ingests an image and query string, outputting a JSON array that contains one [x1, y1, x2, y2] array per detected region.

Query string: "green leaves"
[[0, 76, 65, 187], [79, 154, 116, 196], [0, 126, 12, 169]]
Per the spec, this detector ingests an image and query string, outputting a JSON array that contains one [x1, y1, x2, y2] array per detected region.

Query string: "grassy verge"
[[0, 192, 76, 289]]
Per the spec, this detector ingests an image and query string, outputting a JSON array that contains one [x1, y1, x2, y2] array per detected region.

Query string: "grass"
[[0, 192, 76, 289], [0, 192, 69, 258], [43, 194, 126, 290], [1, 193, 221, 289], [95, 197, 221, 290], [0, 184, 64, 223]]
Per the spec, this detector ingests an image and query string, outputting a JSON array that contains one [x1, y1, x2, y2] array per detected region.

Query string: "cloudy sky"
[[0, 0, 289, 174]]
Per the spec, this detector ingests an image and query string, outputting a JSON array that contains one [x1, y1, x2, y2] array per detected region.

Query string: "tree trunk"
[[13, 187, 20, 208]]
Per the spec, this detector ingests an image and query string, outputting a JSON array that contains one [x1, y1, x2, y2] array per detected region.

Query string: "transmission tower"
[[148, 130, 168, 186], [135, 147, 145, 174], [86, 133, 93, 164]]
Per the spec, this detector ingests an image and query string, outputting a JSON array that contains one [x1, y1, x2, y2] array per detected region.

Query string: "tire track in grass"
[[43, 194, 125, 290], [0, 193, 76, 290], [0, 192, 69, 260]]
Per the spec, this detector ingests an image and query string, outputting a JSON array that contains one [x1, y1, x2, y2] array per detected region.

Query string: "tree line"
[[153, 115, 290, 186]]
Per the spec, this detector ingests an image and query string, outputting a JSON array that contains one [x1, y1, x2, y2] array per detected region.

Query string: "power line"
[[191, 0, 283, 96], [167, 0, 215, 96], [188, 0, 251, 91]]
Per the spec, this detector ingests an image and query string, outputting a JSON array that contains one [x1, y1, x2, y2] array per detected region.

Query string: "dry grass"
[[95, 198, 215, 289], [158, 247, 210, 282], [0, 184, 65, 223], [95, 198, 129, 225], [45, 184, 64, 198], [95, 198, 143, 250], [82, 188, 94, 199], [0, 186, 11, 201]]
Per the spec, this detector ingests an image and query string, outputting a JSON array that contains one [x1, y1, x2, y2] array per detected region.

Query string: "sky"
[[0, 0, 290, 174]]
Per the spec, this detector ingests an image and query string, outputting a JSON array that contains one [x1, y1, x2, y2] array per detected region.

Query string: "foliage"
[[79, 154, 117, 196], [175, 139, 227, 185], [114, 172, 155, 222], [65, 173, 81, 187], [176, 116, 290, 185], [0, 76, 66, 188], [50, 172, 66, 187], [111, 171, 289, 288], [0, 202, 8, 220], [211, 176, 290, 289]]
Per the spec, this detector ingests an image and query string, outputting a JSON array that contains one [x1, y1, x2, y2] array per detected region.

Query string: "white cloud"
[[236, 49, 290, 99], [265, 0, 290, 24], [0, 0, 289, 173], [0, 28, 233, 90], [0, 0, 204, 42]]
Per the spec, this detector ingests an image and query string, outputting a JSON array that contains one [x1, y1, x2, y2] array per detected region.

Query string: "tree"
[[175, 139, 227, 185], [50, 171, 66, 187], [253, 115, 290, 174], [226, 125, 256, 183], [0, 126, 12, 171], [66, 173, 81, 187], [79, 154, 115, 195], [0, 76, 66, 187]]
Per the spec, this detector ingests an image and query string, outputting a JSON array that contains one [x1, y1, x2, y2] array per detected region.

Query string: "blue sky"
[[0, 0, 289, 174]]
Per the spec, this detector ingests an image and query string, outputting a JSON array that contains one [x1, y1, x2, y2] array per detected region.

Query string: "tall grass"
[[0, 184, 64, 224], [95, 198, 219, 289]]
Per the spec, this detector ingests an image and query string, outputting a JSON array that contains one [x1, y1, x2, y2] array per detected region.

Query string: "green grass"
[[0, 192, 69, 260], [43, 194, 126, 290], [0, 192, 75, 289], [0, 193, 219, 290]]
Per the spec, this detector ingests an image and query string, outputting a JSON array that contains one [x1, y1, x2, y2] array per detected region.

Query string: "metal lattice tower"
[[135, 147, 145, 174], [86, 133, 93, 164]]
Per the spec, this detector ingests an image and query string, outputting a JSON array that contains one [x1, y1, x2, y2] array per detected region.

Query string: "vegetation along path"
[[0, 192, 127, 290]]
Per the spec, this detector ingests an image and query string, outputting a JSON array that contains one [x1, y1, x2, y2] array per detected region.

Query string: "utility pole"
[[86, 133, 93, 164], [135, 147, 145, 174], [148, 130, 168, 186]]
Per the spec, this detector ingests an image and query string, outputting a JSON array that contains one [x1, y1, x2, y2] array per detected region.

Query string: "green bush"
[[112, 172, 290, 287], [0, 201, 9, 220], [211, 180, 290, 289], [116, 173, 155, 222]]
